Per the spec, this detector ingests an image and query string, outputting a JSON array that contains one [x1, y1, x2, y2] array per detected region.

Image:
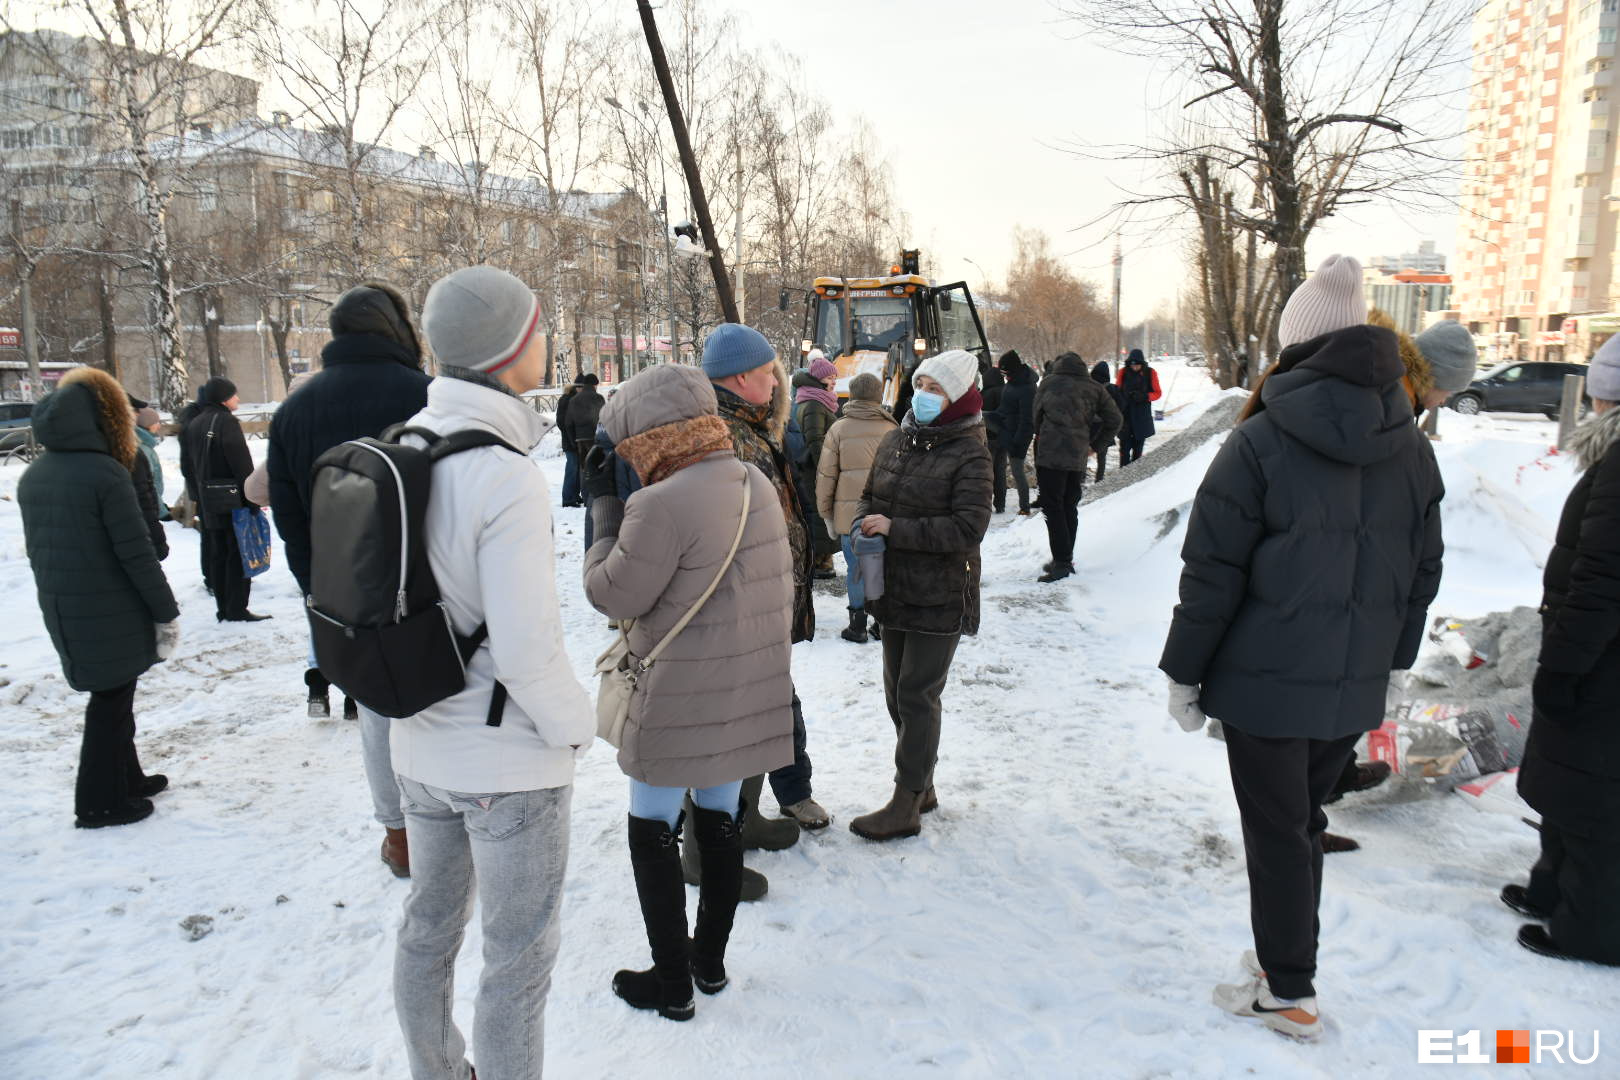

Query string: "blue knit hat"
[[701, 323, 776, 380]]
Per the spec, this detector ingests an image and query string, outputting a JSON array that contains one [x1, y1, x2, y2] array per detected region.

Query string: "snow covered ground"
[[2, 397, 1616, 1079]]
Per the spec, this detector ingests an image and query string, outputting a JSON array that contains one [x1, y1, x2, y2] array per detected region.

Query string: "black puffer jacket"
[[266, 333, 431, 592], [1159, 325, 1445, 740], [19, 375, 179, 692], [996, 364, 1036, 455], [981, 368, 1005, 447], [855, 412, 993, 635], [1519, 406, 1620, 830], [132, 451, 168, 560], [563, 385, 605, 447], [1033, 353, 1122, 471]]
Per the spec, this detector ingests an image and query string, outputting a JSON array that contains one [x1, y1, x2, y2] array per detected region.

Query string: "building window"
[[527, 221, 541, 249], [499, 219, 515, 244], [196, 180, 218, 212], [1601, 27, 1617, 43]]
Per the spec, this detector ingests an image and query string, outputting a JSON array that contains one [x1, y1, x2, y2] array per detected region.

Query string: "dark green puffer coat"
[[855, 411, 993, 635], [19, 380, 179, 692]]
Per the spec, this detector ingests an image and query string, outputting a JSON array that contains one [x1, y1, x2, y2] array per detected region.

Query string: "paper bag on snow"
[[1362, 702, 1528, 791]]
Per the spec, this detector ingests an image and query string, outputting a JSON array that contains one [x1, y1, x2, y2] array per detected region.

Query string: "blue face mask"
[[911, 390, 945, 424]]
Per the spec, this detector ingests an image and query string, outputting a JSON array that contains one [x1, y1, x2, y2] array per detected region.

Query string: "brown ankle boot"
[[920, 786, 938, 814], [850, 784, 924, 841], [381, 827, 410, 877]]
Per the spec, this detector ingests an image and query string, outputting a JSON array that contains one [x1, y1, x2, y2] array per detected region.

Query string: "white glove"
[[1167, 679, 1206, 733], [1386, 670, 1409, 712], [155, 621, 180, 661]]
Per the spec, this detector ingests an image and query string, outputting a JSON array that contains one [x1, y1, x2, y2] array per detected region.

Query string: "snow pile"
[[1, 415, 1616, 1078]]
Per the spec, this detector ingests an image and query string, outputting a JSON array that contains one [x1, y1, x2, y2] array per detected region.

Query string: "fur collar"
[[1570, 405, 1620, 472], [616, 414, 733, 486], [57, 365, 137, 469]]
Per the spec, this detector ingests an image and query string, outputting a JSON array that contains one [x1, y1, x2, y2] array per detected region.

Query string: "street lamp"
[[606, 94, 676, 366]]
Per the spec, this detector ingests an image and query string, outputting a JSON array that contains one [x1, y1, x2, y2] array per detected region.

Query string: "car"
[[0, 401, 33, 428], [1447, 361, 1591, 418]]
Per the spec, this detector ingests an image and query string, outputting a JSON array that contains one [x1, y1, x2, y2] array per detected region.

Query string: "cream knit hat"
[[1277, 255, 1367, 350], [913, 349, 980, 403]]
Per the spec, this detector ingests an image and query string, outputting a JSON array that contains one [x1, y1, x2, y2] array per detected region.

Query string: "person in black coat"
[[563, 373, 604, 466], [1160, 255, 1444, 1038], [981, 365, 1009, 511], [1116, 349, 1161, 465], [994, 350, 1035, 514], [185, 375, 264, 622], [1508, 345, 1620, 967], [1090, 361, 1125, 482], [175, 385, 210, 585], [19, 366, 181, 828], [1031, 352, 1121, 582], [557, 379, 582, 506]]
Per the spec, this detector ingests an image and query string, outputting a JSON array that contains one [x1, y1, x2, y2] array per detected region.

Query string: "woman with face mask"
[[848, 350, 993, 841]]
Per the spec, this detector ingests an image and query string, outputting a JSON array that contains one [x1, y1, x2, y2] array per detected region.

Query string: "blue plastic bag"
[[231, 506, 273, 578]]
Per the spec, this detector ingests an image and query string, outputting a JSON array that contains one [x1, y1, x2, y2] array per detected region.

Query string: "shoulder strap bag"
[[594, 474, 752, 748], [199, 412, 245, 518]]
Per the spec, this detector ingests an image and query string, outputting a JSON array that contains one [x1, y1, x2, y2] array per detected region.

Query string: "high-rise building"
[[1454, 0, 1620, 365], [1368, 240, 1447, 275]]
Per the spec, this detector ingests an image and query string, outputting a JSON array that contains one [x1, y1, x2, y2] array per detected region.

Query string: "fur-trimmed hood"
[[33, 366, 138, 469], [1570, 404, 1620, 472]]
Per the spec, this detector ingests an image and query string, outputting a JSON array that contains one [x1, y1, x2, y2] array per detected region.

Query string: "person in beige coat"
[[815, 372, 897, 643], [583, 362, 794, 1023]]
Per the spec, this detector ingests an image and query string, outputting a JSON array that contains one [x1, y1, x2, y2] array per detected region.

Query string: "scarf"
[[933, 385, 983, 427], [795, 382, 839, 414], [615, 413, 735, 487]]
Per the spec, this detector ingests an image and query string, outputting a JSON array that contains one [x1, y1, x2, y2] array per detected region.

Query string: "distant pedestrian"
[[1509, 338, 1620, 967], [556, 374, 588, 506], [389, 265, 594, 1079], [1090, 361, 1124, 482], [184, 376, 267, 622], [130, 405, 169, 560], [1161, 254, 1445, 1040], [584, 363, 794, 1021], [792, 352, 842, 577], [816, 372, 898, 642], [266, 281, 430, 873], [561, 372, 603, 485], [1031, 352, 1121, 582], [19, 367, 180, 829], [849, 349, 992, 841], [1116, 349, 1161, 465], [994, 350, 1035, 514], [134, 406, 169, 520]]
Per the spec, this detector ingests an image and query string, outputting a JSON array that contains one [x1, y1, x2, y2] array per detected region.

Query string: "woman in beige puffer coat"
[[815, 372, 897, 642], [583, 362, 793, 1023]]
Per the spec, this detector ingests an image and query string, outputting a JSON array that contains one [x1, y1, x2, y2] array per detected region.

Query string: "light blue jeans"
[[311, 633, 402, 830], [629, 778, 743, 828], [393, 778, 572, 1080]]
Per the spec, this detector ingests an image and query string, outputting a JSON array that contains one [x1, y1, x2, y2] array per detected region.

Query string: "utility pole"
[[1112, 238, 1123, 362], [636, 0, 739, 323], [10, 201, 41, 399], [734, 141, 745, 323]]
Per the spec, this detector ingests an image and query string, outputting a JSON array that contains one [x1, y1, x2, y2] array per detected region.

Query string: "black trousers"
[[199, 523, 215, 594], [77, 680, 144, 815], [1223, 724, 1361, 1000], [768, 687, 813, 807], [1121, 436, 1147, 465], [881, 629, 960, 792], [1094, 443, 1109, 484], [1527, 818, 1620, 964], [1035, 467, 1084, 565], [992, 442, 1030, 513], [205, 524, 250, 619]]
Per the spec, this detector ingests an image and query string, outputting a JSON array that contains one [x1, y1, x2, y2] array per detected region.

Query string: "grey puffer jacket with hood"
[[584, 364, 795, 789], [1159, 324, 1445, 740]]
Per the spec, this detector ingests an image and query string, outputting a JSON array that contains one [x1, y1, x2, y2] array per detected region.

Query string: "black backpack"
[[306, 424, 520, 723]]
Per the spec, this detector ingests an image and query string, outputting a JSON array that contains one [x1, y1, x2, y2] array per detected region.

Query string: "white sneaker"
[[1241, 949, 1263, 977], [1213, 975, 1323, 1041]]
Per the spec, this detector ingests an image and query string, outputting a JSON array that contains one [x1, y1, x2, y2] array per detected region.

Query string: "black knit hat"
[[997, 349, 1023, 372], [329, 281, 422, 361], [203, 376, 237, 405], [574, 372, 599, 386]]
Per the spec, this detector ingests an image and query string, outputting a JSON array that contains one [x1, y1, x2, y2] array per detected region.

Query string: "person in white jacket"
[[390, 265, 594, 1080]]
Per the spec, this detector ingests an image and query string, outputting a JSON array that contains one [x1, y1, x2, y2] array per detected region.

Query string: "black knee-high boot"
[[689, 801, 745, 994], [614, 814, 696, 1021]]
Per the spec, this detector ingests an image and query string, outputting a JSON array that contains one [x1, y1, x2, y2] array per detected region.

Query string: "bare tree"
[[994, 226, 1111, 363], [1067, 0, 1471, 361]]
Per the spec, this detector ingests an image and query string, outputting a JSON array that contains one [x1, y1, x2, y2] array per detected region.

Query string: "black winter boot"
[[342, 696, 358, 721], [841, 607, 869, 644], [689, 802, 745, 994], [614, 814, 696, 1021], [305, 668, 331, 719]]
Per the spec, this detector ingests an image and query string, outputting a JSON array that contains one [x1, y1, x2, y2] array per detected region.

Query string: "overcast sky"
[[728, 0, 1464, 324]]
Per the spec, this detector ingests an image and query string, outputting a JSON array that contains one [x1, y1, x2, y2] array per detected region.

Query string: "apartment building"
[[1454, 0, 1620, 366]]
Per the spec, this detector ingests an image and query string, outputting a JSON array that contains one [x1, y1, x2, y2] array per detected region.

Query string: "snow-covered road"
[[1, 389, 1614, 1079]]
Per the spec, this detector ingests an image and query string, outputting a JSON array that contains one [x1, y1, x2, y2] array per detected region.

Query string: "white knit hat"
[[913, 349, 980, 403], [1277, 255, 1367, 350]]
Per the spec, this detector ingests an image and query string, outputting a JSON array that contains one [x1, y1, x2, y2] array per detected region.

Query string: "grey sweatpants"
[[393, 777, 573, 1080], [881, 628, 961, 792]]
